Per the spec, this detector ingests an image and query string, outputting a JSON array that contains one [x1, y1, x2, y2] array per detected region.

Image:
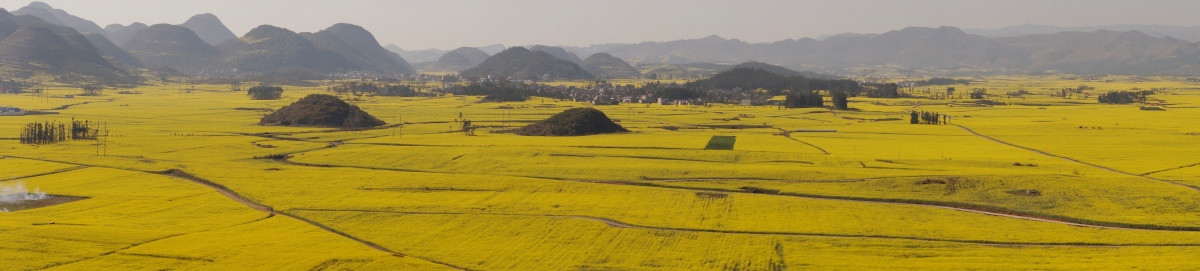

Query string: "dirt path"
[[290, 208, 1200, 248], [1142, 162, 1200, 176], [953, 124, 1200, 192], [774, 129, 831, 155]]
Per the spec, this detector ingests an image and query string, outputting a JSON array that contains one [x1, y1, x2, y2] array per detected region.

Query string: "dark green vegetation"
[[784, 91, 823, 108], [581, 53, 641, 78], [460, 47, 594, 80], [1098, 90, 1154, 104], [247, 85, 283, 100], [704, 136, 737, 150], [259, 94, 385, 128], [20, 119, 99, 144], [910, 111, 947, 125], [515, 108, 628, 136], [832, 91, 849, 110]]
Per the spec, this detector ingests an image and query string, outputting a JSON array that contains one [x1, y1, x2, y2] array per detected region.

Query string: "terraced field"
[[3, 76, 1200, 270]]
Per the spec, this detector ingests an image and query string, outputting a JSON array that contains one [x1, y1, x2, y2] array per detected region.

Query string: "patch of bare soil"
[[1, 195, 87, 212]]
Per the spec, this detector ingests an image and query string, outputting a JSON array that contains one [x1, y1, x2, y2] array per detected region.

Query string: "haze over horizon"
[[3, 0, 1200, 50]]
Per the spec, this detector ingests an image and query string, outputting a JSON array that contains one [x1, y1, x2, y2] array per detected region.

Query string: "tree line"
[[20, 119, 99, 144], [1098, 90, 1154, 104], [910, 111, 947, 125]]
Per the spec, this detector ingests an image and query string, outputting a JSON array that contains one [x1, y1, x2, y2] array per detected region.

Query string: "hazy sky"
[[3, 0, 1200, 50]]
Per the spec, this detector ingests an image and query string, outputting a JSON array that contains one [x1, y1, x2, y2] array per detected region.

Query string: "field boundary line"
[[1, 165, 88, 183], [952, 124, 1200, 192], [1142, 162, 1200, 176], [289, 208, 1200, 248], [270, 157, 1200, 232]]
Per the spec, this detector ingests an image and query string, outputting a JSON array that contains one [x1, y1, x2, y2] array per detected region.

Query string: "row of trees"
[[1098, 90, 1154, 104], [20, 119, 99, 144], [910, 111, 947, 125], [781, 90, 851, 109], [20, 121, 66, 144], [783, 91, 823, 108]]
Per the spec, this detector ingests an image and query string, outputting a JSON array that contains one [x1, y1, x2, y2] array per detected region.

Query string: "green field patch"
[[704, 136, 737, 150]]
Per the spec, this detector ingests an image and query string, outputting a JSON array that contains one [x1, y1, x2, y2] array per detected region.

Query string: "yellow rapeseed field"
[[3, 75, 1200, 270]]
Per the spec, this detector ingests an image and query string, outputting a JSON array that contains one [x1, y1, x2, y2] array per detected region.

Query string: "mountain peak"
[[181, 13, 236, 45], [244, 24, 296, 39], [26, 2, 53, 10]]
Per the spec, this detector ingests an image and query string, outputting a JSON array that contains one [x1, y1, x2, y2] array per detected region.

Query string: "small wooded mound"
[[515, 108, 628, 136], [259, 94, 384, 128]]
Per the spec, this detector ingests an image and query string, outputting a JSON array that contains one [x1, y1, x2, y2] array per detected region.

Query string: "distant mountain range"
[[13, 1, 102, 34], [387, 44, 504, 64], [965, 24, 1200, 42], [416, 47, 491, 72], [5, 1, 1200, 84], [0, 9, 133, 83], [4, 2, 418, 81], [540, 26, 1200, 76]]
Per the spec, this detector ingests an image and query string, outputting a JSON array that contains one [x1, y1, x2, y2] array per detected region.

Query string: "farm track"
[[775, 131, 831, 154], [1, 165, 88, 183], [952, 124, 1200, 192], [290, 208, 1200, 248], [268, 155, 1200, 232], [1142, 162, 1200, 176], [1, 156, 471, 271]]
